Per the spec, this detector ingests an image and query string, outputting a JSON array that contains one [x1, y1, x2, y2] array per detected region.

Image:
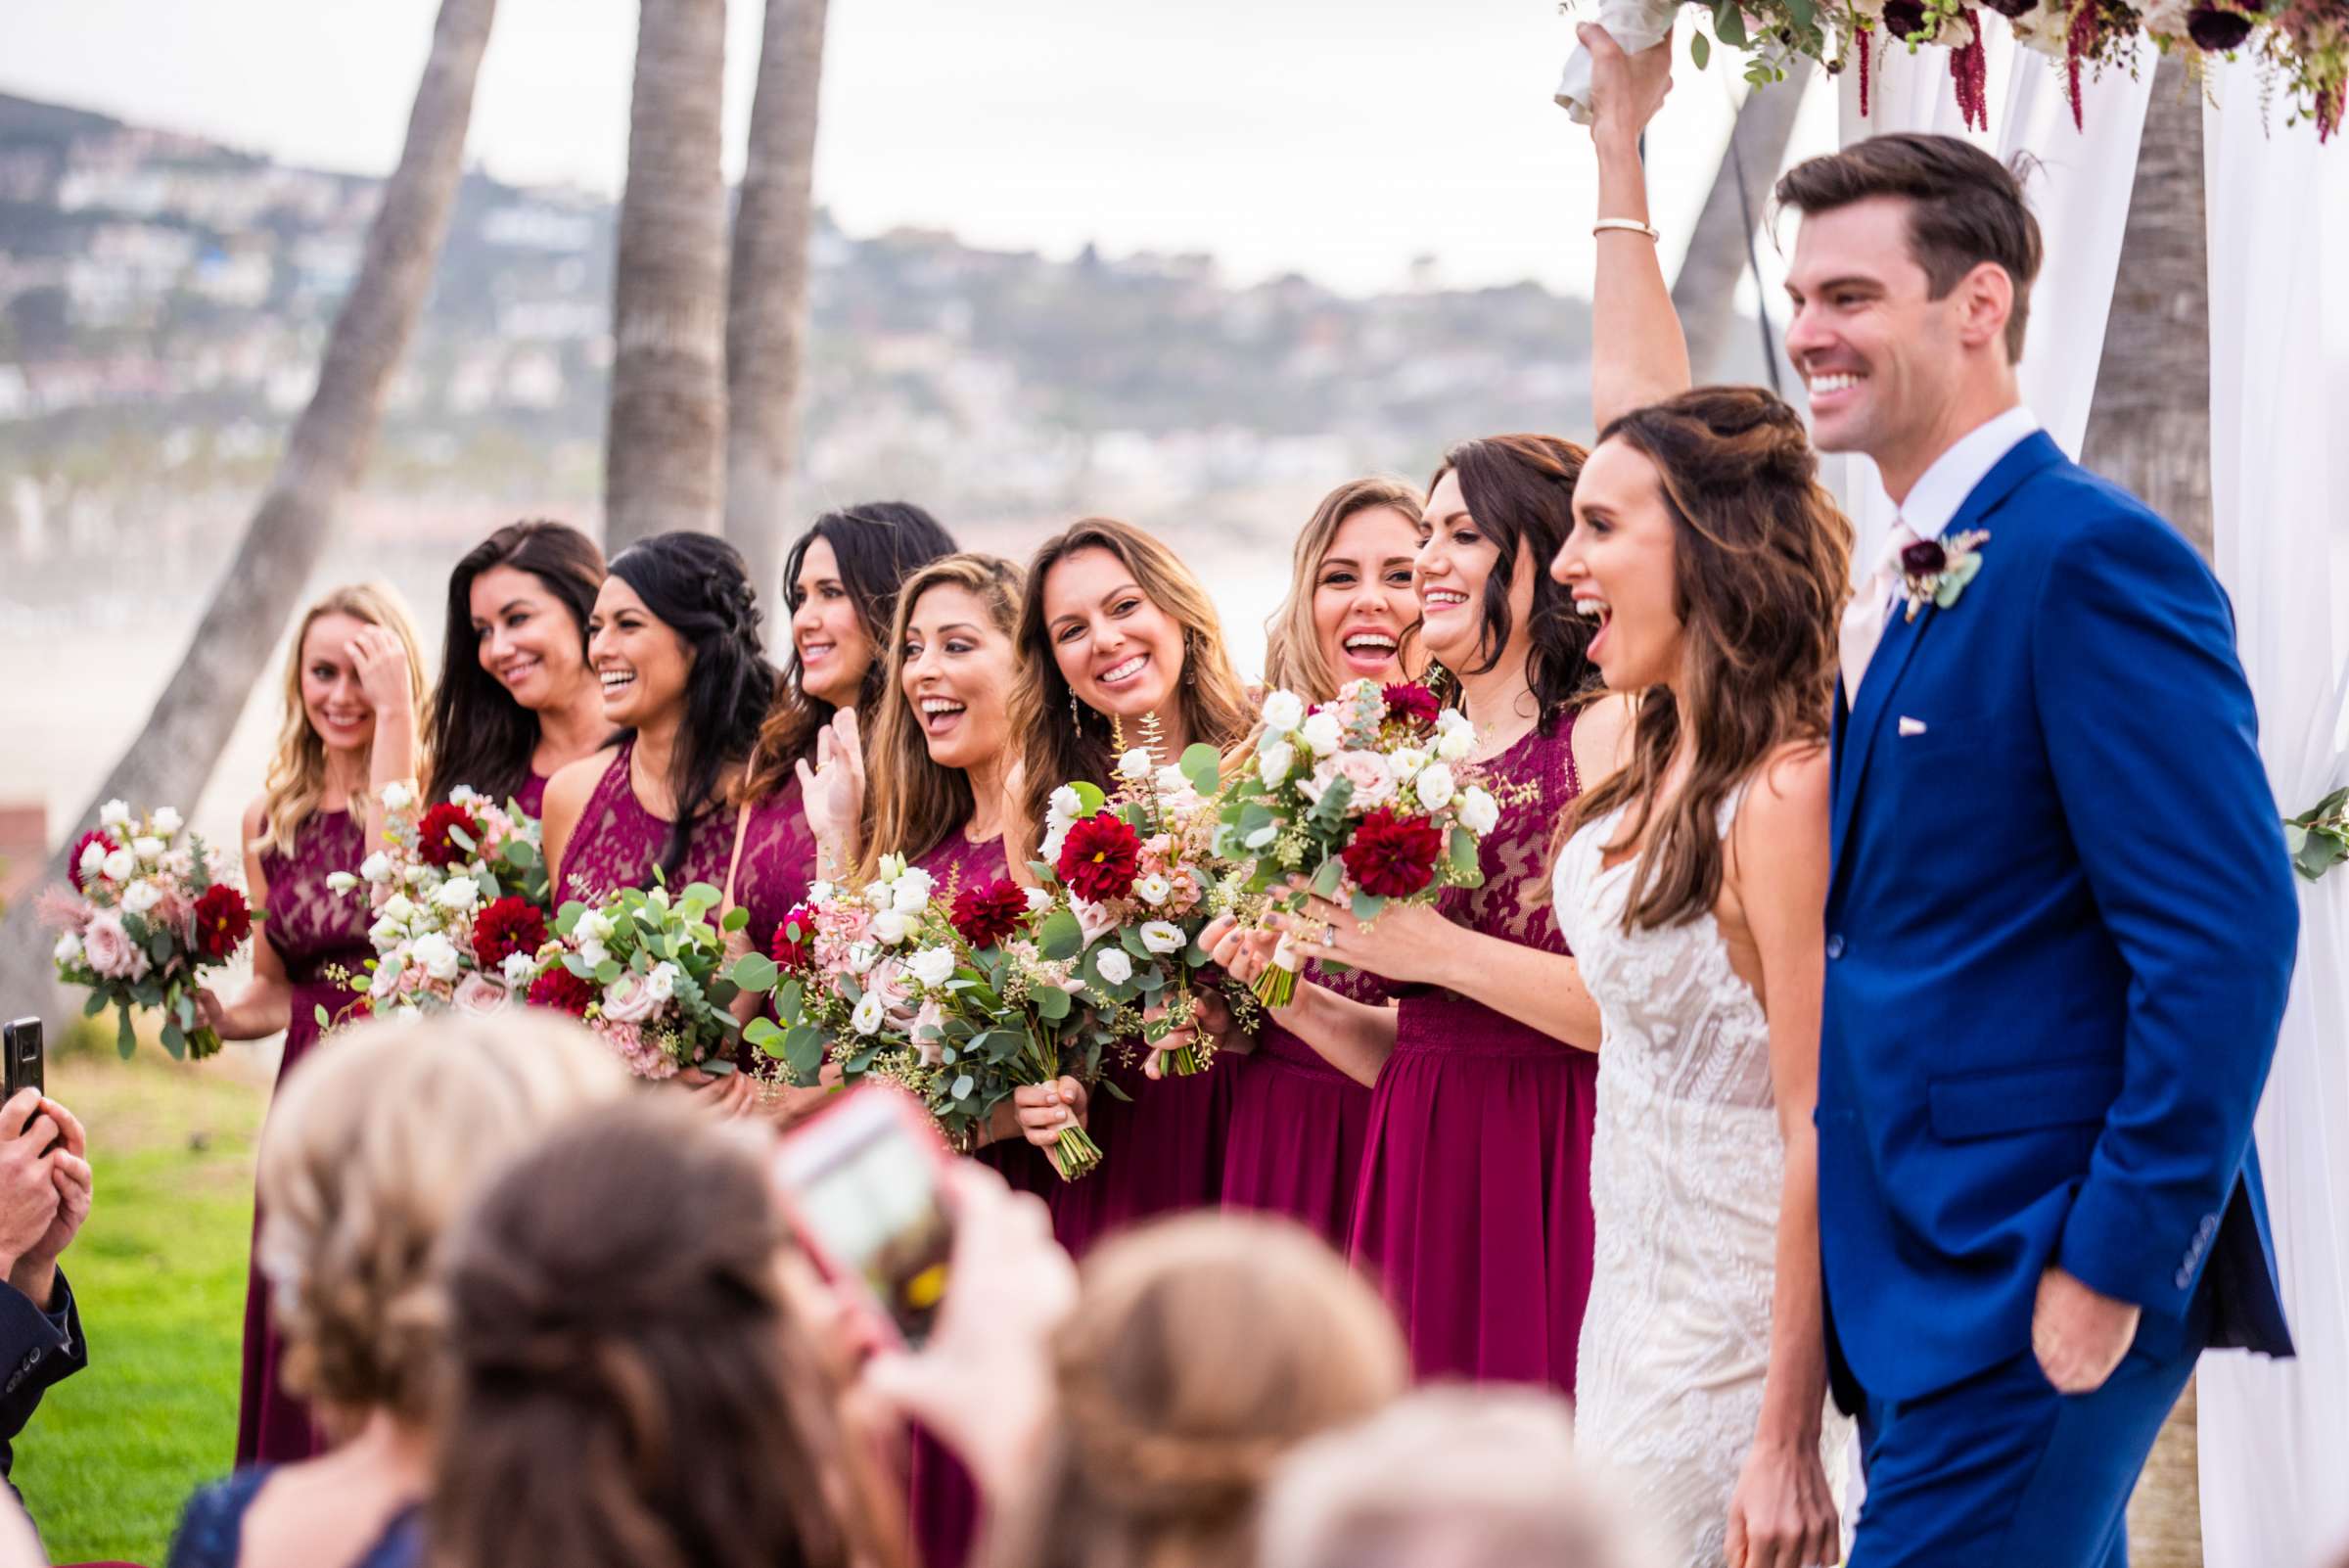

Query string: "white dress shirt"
[[1892, 404, 2043, 547]]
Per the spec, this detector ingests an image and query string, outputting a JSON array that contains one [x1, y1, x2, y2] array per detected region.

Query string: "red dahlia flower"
[[1342, 808, 1445, 899], [472, 895, 548, 968], [527, 965, 594, 1016], [1383, 682, 1442, 728], [1056, 812, 1143, 903], [771, 905, 817, 969], [191, 884, 253, 961], [951, 879, 1028, 950], [416, 802, 482, 868], [68, 830, 115, 890]]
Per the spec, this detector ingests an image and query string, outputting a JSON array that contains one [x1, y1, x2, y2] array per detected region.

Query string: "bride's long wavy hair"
[[1562, 387, 1852, 932]]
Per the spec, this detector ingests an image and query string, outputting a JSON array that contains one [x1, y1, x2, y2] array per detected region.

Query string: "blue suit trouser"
[[1850, 1320, 2204, 1567]]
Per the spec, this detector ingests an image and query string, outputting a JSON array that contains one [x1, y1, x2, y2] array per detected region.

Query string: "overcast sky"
[[1, 0, 1843, 298]]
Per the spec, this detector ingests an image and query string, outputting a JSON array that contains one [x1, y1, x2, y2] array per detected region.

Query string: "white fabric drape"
[[1823, 24, 2154, 570], [2195, 52, 2349, 1568]]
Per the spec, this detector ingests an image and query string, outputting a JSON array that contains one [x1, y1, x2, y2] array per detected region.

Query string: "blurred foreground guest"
[[431, 1096, 913, 1568], [1033, 1214, 1407, 1568], [1258, 1388, 1666, 1568], [166, 1013, 626, 1568], [195, 581, 428, 1465]]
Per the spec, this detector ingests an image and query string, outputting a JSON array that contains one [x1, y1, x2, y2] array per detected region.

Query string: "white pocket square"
[[1898, 716, 1928, 737]]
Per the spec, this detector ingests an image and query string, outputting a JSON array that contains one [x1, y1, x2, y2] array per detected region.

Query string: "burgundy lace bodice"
[[912, 827, 1011, 896], [556, 740, 816, 947], [257, 808, 371, 988]]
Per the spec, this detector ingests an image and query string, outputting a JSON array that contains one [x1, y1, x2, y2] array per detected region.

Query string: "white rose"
[[433, 878, 481, 913], [383, 894, 416, 924], [1414, 762, 1456, 811], [1047, 785, 1082, 828], [1117, 748, 1152, 782], [1038, 827, 1068, 864], [643, 961, 679, 1003], [864, 878, 897, 912], [870, 908, 914, 946], [119, 880, 162, 916], [99, 800, 132, 829], [359, 852, 393, 885], [411, 931, 462, 983], [852, 992, 887, 1036], [77, 840, 108, 881], [807, 879, 837, 904], [152, 807, 184, 837], [847, 941, 880, 975], [500, 952, 540, 987], [369, 913, 405, 950], [1133, 873, 1172, 907], [404, 864, 431, 888], [53, 933, 82, 965], [132, 835, 165, 864], [1024, 886, 1054, 913], [578, 909, 616, 943], [1257, 742, 1295, 787], [1436, 725, 1476, 762], [908, 945, 956, 989], [891, 868, 936, 913], [1387, 747, 1428, 782], [576, 937, 610, 970], [1155, 764, 1193, 798], [1458, 785, 1500, 837], [326, 871, 359, 895], [102, 847, 137, 883], [1139, 920, 1185, 954], [1300, 712, 1343, 757], [1262, 689, 1305, 734], [1095, 948, 1133, 986], [381, 781, 414, 813]]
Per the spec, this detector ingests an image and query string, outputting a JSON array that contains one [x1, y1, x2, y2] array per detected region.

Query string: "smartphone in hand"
[[771, 1084, 957, 1348], [2, 1018, 42, 1103]]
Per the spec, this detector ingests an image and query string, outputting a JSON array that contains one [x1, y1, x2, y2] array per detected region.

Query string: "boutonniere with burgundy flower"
[[1898, 530, 1990, 622]]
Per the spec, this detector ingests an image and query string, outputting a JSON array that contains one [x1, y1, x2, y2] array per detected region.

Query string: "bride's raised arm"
[[1581, 24, 1692, 430]]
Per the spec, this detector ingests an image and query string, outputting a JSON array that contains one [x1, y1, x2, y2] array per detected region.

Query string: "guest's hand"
[[0, 1091, 61, 1278], [1200, 913, 1284, 990], [9, 1099, 89, 1312], [1140, 986, 1233, 1080], [1580, 23, 1674, 152], [1724, 1436, 1840, 1568], [795, 708, 866, 867], [1014, 1078, 1086, 1148], [345, 623, 416, 720], [1275, 888, 1454, 988], [2032, 1265, 2141, 1394], [678, 1066, 760, 1120]]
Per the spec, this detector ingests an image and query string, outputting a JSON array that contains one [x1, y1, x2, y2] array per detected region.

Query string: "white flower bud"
[[152, 807, 184, 837], [99, 800, 132, 829], [1095, 948, 1133, 985]]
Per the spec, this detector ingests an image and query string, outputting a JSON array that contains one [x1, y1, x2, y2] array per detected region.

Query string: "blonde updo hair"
[[254, 1011, 629, 1431], [1036, 1214, 1408, 1568], [1257, 1388, 1668, 1568]]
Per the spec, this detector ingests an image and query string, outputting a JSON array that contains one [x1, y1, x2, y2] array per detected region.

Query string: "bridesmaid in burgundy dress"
[[196, 582, 428, 1464], [999, 519, 1258, 1258], [540, 533, 815, 1118], [1210, 477, 1425, 1249], [1249, 437, 1607, 1394], [424, 519, 607, 817]]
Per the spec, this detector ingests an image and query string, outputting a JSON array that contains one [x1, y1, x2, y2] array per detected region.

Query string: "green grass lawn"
[[11, 1038, 268, 1565]]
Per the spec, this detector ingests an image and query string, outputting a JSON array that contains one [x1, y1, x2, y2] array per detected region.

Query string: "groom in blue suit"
[[1775, 135, 2298, 1565]]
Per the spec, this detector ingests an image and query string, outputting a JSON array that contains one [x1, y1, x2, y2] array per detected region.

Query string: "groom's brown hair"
[[1774, 133, 2044, 361]]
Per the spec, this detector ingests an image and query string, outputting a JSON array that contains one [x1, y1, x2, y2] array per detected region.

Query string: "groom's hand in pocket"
[[2032, 1265, 2142, 1394]]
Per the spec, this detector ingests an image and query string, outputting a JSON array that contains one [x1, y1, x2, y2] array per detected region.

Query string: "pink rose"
[[452, 973, 511, 1017], [595, 1017, 676, 1081], [1332, 750, 1399, 809], [914, 999, 947, 1066], [82, 909, 150, 982], [601, 972, 661, 1025], [1071, 897, 1120, 948]]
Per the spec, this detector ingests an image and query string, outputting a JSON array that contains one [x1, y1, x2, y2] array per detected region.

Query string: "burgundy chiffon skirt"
[[1044, 1049, 1230, 1259], [1219, 1023, 1373, 1251]]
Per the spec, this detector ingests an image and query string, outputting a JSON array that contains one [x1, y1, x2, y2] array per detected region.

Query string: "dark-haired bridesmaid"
[[1001, 518, 1256, 1258], [425, 519, 607, 815], [1209, 476, 1425, 1250]]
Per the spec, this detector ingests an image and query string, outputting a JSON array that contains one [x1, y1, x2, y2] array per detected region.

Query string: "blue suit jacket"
[[1819, 432, 2298, 1404]]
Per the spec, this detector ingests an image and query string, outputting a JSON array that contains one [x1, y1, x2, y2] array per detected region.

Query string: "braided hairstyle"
[[433, 1096, 890, 1568], [1036, 1215, 1409, 1568], [1561, 386, 1854, 931], [604, 532, 782, 880]]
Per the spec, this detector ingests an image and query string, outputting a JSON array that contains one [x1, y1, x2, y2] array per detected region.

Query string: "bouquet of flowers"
[[1217, 679, 1505, 1007], [327, 783, 551, 1022], [526, 880, 749, 1080], [1029, 729, 1239, 1076], [38, 800, 254, 1059], [735, 859, 1115, 1178]]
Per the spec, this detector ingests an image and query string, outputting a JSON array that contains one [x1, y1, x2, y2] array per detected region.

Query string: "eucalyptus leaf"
[[731, 953, 780, 993], [1351, 891, 1388, 923], [783, 1023, 827, 1076], [117, 1008, 138, 1059], [593, 960, 622, 986], [1180, 743, 1222, 796], [1034, 986, 1073, 1023], [1689, 28, 1711, 68], [1073, 781, 1107, 815], [1039, 907, 1083, 960], [952, 1073, 976, 1101], [722, 906, 750, 934], [1312, 857, 1346, 899], [744, 1017, 784, 1049]]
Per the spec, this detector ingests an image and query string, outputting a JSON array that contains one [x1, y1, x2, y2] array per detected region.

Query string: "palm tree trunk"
[[2084, 52, 2209, 1568], [725, 0, 832, 604], [605, 0, 729, 549], [1671, 59, 1814, 384], [0, 0, 498, 1018]]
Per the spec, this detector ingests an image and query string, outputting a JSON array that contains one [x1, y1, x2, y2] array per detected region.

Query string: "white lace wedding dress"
[[1552, 786, 1850, 1568]]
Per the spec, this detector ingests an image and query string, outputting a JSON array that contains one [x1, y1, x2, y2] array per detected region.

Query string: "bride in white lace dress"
[[1541, 138, 1859, 1557]]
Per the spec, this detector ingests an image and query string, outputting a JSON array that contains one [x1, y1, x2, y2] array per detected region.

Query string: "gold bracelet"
[[1593, 217, 1661, 242]]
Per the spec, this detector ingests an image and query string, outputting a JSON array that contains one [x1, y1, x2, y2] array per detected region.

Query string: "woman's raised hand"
[[796, 707, 867, 871]]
